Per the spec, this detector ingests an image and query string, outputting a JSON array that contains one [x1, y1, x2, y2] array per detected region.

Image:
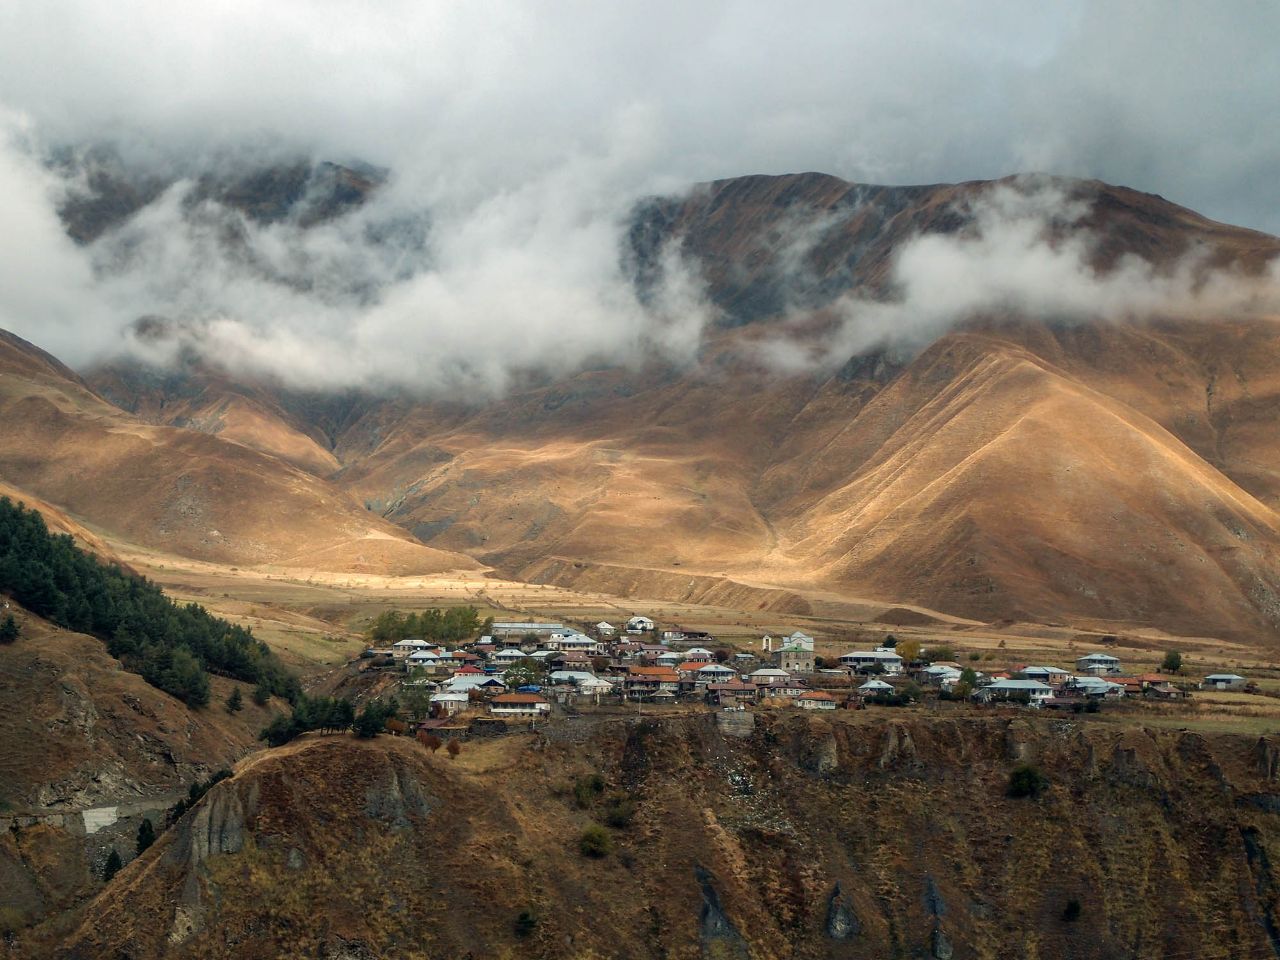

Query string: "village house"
[[977, 678, 1052, 705], [795, 690, 836, 710], [840, 650, 905, 676], [544, 632, 604, 655], [1075, 653, 1122, 676], [436, 650, 482, 670], [549, 671, 614, 694], [595, 621, 615, 636], [1063, 676, 1125, 698], [857, 678, 895, 697], [489, 693, 551, 717], [444, 675, 506, 695], [917, 663, 962, 686], [705, 680, 758, 707], [1020, 665, 1072, 686], [655, 650, 684, 668], [683, 647, 714, 662], [391, 637, 433, 658], [758, 678, 809, 699], [490, 622, 565, 638], [429, 691, 470, 715], [406, 650, 440, 672], [491, 648, 528, 666], [776, 644, 815, 674], [622, 666, 680, 699], [749, 667, 791, 684], [626, 615, 656, 634], [1139, 674, 1187, 699], [1202, 673, 1248, 691]]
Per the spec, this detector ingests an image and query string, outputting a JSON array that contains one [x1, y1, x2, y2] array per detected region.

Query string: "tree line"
[[367, 606, 490, 645], [259, 695, 399, 746], [0, 497, 298, 707]]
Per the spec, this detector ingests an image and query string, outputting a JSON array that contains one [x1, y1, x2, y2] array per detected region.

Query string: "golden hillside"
[[0, 331, 476, 575]]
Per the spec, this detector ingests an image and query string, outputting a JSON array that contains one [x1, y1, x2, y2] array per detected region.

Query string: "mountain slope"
[[0, 331, 475, 574]]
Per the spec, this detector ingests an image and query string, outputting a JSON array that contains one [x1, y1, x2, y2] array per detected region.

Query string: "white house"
[[795, 690, 836, 710], [1075, 653, 1122, 676], [977, 678, 1052, 704], [549, 671, 614, 693], [656, 650, 684, 667], [595, 621, 616, 636], [489, 693, 551, 716], [1202, 673, 1248, 691], [626, 616, 656, 634], [684, 647, 714, 662], [840, 650, 905, 676], [491, 648, 528, 665]]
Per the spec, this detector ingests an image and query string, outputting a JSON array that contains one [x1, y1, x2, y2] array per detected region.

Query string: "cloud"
[[751, 180, 1280, 373], [0, 1, 1276, 393]]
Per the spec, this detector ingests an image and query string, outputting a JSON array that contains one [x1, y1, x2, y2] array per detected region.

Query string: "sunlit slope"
[[0, 331, 475, 574], [768, 332, 1280, 635]]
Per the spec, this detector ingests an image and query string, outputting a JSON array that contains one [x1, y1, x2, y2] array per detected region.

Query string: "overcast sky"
[[0, 1, 1276, 389], [1, 0, 1277, 230]]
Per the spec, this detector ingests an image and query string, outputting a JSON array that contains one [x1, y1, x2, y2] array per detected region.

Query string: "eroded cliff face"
[[29, 713, 1280, 960]]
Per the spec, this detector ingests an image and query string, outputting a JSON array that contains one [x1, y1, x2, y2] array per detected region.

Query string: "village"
[[356, 613, 1258, 736]]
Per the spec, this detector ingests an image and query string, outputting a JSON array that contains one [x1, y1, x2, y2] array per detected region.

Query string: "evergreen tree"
[[0, 614, 17, 644], [136, 818, 156, 855], [252, 682, 271, 706], [102, 849, 123, 882], [225, 687, 244, 713]]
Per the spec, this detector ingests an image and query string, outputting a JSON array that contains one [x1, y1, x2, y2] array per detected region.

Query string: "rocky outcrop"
[[34, 714, 1280, 960]]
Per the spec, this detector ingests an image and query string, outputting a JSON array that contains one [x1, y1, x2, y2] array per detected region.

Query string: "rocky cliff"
[[25, 712, 1280, 959]]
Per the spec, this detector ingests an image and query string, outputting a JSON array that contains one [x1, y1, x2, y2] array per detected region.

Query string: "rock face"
[[26, 713, 1280, 960]]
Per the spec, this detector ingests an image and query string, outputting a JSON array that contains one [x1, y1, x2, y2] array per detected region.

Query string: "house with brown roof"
[[705, 680, 758, 707]]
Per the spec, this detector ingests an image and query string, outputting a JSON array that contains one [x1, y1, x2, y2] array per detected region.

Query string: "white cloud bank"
[[0, 1, 1276, 393]]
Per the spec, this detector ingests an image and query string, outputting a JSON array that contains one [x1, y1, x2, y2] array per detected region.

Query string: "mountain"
[[23, 715, 1280, 958], [0, 330, 475, 574], [33, 166, 1280, 640]]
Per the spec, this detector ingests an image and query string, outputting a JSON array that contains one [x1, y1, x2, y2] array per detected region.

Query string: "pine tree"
[[252, 683, 271, 706], [102, 849, 123, 882], [136, 818, 156, 855], [226, 687, 243, 713], [0, 614, 17, 644]]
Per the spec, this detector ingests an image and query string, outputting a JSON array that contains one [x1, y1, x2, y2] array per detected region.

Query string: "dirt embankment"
[[26, 711, 1280, 959]]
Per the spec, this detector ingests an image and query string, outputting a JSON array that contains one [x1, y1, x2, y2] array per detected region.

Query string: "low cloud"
[[752, 181, 1280, 374]]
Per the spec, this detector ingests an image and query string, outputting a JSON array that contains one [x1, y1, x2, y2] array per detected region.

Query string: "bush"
[[418, 732, 443, 752], [604, 793, 637, 828], [579, 825, 613, 858], [446, 739, 461, 759], [1007, 763, 1049, 799], [514, 909, 540, 938], [572, 773, 607, 809], [252, 683, 271, 706], [1061, 899, 1081, 922]]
